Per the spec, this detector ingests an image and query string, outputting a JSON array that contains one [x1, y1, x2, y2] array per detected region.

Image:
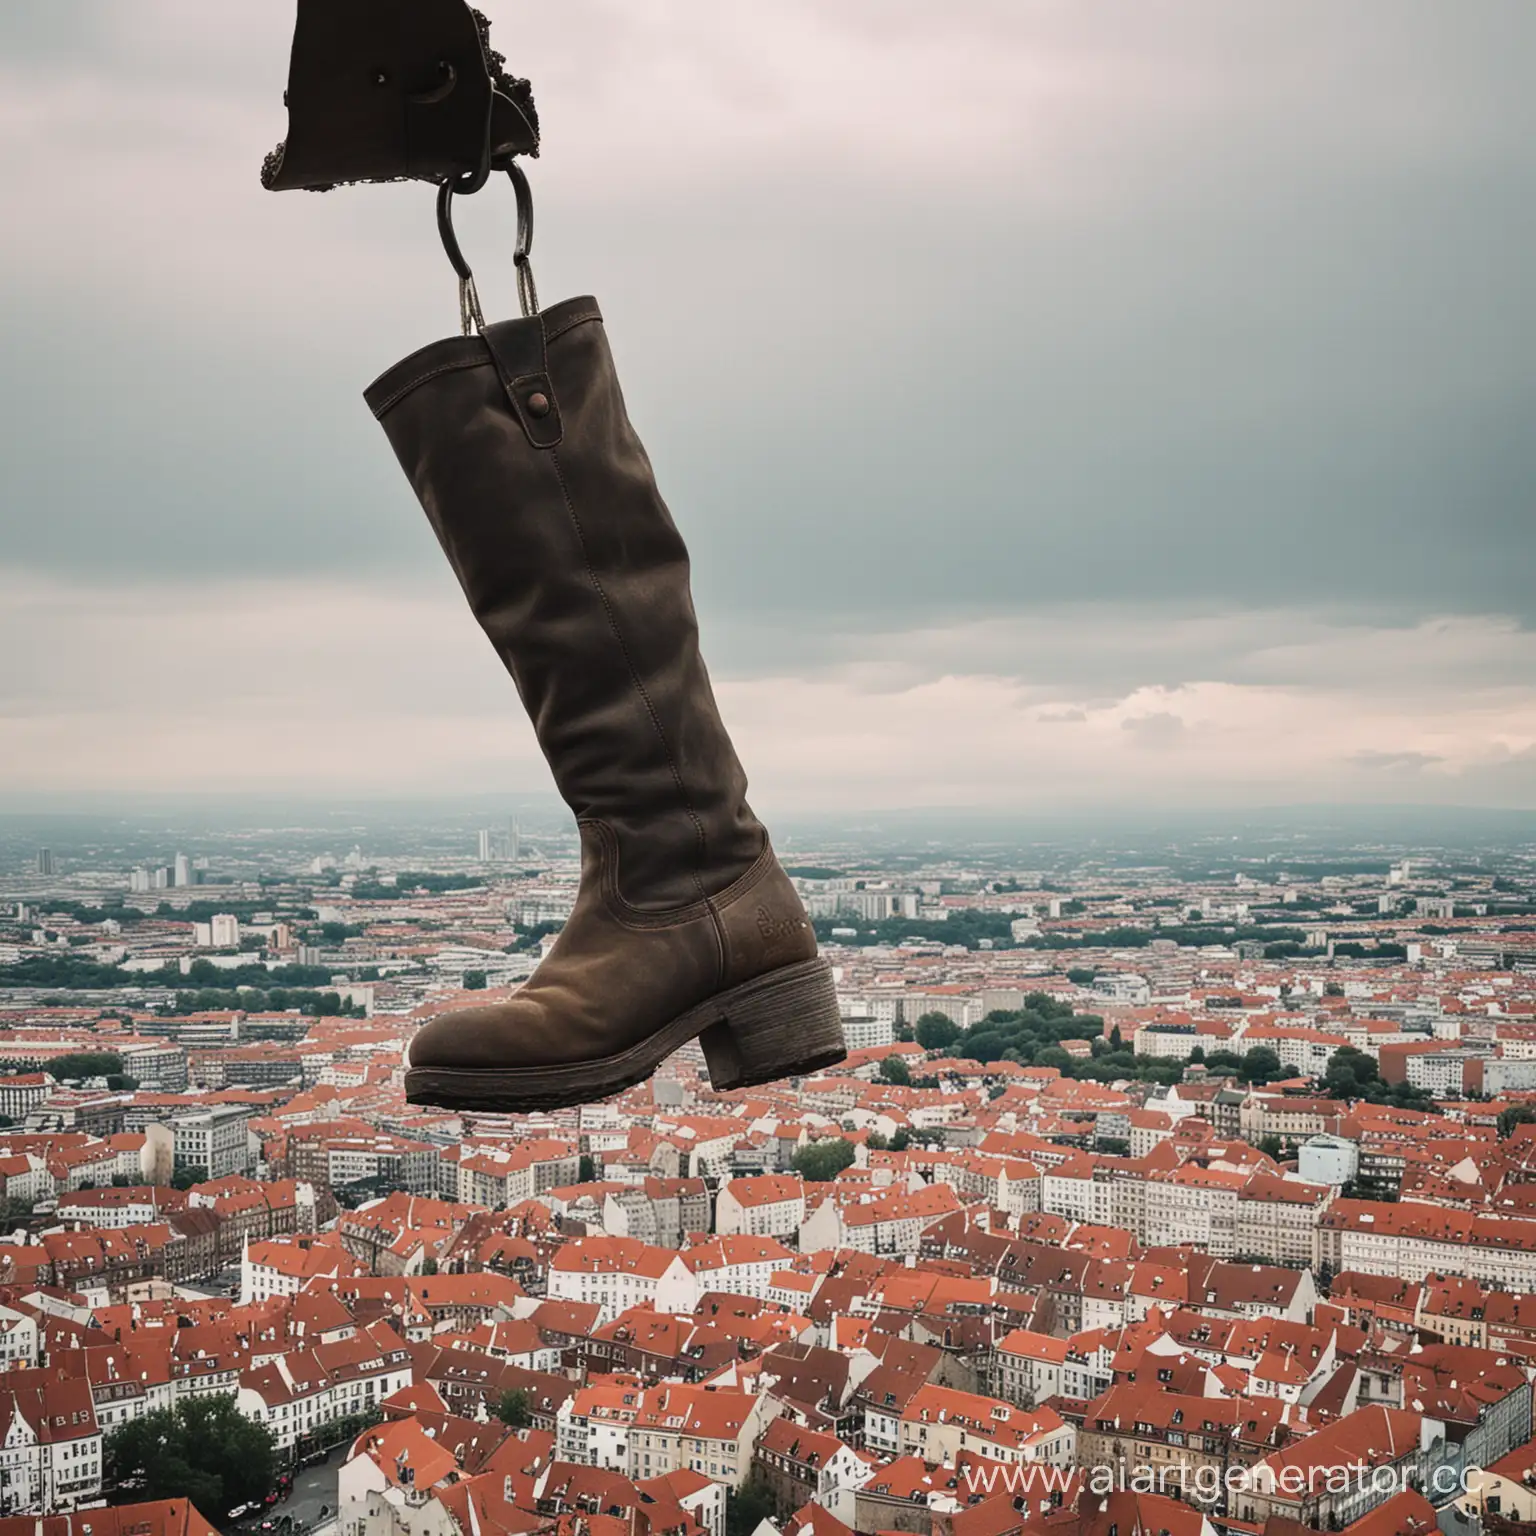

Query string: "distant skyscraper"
[[510, 817, 521, 862], [173, 853, 192, 887], [35, 848, 54, 876], [478, 821, 520, 862]]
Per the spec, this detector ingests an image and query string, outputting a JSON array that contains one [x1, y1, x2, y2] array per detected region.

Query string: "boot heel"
[[700, 959, 847, 1092]]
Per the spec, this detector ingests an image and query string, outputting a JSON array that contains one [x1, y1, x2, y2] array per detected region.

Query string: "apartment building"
[[236, 1321, 414, 1451], [556, 1377, 643, 1471], [715, 1175, 806, 1239], [0, 1075, 54, 1121], [1142, 1168, 1244, 1257], [0, 1374, 103, 1513], [1234, 1174, 1333, 1266], [1231, 1406, 1438, 1531], [892, 1385, 1074, 1467], [456, 1140, 581, 1208], [1317, 1200, 1536, 1289], [993, 1327, 1112, 1408], [170, 1104, 254, 1180], [625, 1383, 779, 1490]]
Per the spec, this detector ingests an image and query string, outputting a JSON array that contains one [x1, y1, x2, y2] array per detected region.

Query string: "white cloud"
[[3, 572, 1531, 808]]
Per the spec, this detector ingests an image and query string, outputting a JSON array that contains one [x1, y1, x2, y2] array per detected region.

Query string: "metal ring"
[[435, 164, 540, 327], [436, 179, 473, 282], [508, 162, 538, 318], [508, 161, 534, 266]]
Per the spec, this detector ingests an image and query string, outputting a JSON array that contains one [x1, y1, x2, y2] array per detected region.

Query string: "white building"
[[237, 1322, 413, 1452], [714, 1176, 806, 1239], [0, 1378, 103, 1512], [172, 1104, 255, 1179], [0, 1075, 54, 1121], [1298, 1135, 1359, 1187]]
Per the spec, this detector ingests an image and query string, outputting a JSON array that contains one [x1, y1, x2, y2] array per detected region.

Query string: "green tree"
[[791, 1138, 856, 1183], [1109, 1024, 1124, 1052], [1188, 1046, 1206, 1065], [463, 969, 488, 990], [1067, 968, 1098, 986], [914, 1013, 961, 1051], [1258, 1134, 1285, 1160], [879, 1055, 912, 1086], [888, 1129, 912, 1152], [0, 1195, 34, 1228], [171, 1166, 208, 1191], [1241, 1047, 1284, 1086], [727, 1474, 777, 1536], [33, 1051, 124, 1080], [497, 1388, 533, 1428], [578, 1154, 598, 1183], [105, 1394, 276, 1514], [1322, 1046, 1379, 1100], [1499, 1105, 1536, 1139]]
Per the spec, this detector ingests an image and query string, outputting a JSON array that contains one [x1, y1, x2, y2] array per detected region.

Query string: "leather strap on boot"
[[482, 320, 563, 450]]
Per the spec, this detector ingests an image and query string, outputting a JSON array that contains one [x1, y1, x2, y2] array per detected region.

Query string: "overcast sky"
[[1, 1, 1533, 813]]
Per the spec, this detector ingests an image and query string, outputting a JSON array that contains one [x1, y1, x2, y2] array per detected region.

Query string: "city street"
[[288, 1453, 342, 1530], [232, 1451, 341, 1536]]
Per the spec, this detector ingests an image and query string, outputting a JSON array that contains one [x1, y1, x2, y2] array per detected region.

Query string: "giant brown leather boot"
[[365, 296, 848, 1112]]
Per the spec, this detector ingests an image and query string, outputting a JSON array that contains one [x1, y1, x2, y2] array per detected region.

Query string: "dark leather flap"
[[482, 316, 562, 449]]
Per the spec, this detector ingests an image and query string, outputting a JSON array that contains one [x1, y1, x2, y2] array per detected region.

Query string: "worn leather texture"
[[263, 0, 537, 190], [368, 297, 818, 1071]]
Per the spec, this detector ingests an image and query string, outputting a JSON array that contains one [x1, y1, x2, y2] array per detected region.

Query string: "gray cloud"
[[0, 575, 1530, 808], [0, 0, 1532, 633], [2, 3, 1534, 807], [1121, 712, 1187, 749], [1349, 750, 1445, 773]]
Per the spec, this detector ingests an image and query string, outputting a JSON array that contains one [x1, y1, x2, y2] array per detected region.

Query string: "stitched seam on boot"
[[543, 308, 603, 345], [370, 311, 599, 417], [369, 355, 490, 418], [585, 820, 776, 932], [547, 450, 716, 949], [583, 819, 709, 930]]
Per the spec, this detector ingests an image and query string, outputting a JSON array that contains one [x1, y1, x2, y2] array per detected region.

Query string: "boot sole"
[[403, 957, 847, 1112]]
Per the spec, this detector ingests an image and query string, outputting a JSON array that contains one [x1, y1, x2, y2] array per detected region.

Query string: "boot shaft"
[[366, 298, 764, 911]]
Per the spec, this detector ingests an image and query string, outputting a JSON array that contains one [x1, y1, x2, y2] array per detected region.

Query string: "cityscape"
[[0, 805, 1534, 1536], [3, 4, 1532, 1536]]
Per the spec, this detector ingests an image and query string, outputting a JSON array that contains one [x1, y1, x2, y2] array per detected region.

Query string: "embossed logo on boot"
[[755, 904, 807, 963]]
